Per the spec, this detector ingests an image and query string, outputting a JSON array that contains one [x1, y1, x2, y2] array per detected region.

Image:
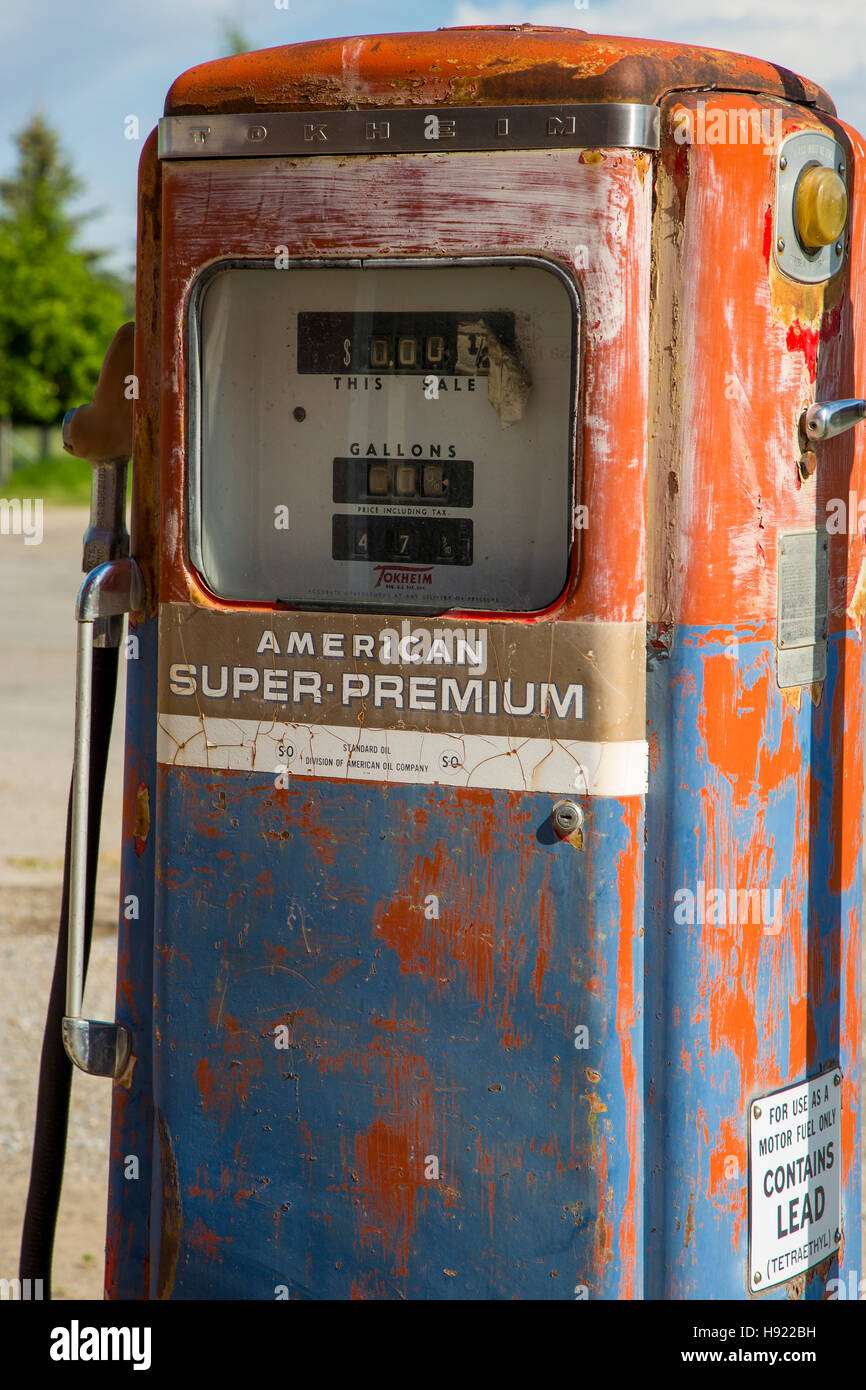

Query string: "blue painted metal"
[[105, 615, 157, 1298], [646, 625, 862, 1299], [144, 773, 643, 1299]]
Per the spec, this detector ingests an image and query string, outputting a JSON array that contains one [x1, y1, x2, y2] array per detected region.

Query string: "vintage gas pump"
[[21, 27, 865, 1300]]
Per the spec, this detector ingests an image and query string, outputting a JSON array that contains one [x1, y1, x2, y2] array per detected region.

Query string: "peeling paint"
[[133, 783, 150, 856]]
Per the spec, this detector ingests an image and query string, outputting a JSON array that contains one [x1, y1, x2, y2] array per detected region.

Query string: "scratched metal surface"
[[104, 616, 157, 1299], [646, 629, 862, 1298], [644, 94, 866, 1298], [140, 772, 641, 1299], [163, 28, 834, 117]]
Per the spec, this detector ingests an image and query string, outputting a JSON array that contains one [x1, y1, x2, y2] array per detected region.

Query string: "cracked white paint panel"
[[156, 714, 648, 796]]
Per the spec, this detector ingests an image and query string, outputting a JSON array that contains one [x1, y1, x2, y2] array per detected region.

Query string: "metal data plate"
[[748, 1068, 842, 1292], [776, 531, 829, 689], [774, 130, 847, 284]]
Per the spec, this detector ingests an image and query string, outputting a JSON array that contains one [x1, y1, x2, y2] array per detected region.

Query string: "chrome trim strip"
[[159, 103, 659, 158]]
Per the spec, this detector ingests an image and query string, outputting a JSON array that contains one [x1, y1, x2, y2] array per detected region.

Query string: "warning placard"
[[748, 1068, 841, 1292]]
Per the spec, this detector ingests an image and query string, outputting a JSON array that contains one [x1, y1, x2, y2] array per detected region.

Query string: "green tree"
[[222, 21, 253, 56], [0, 113, 129, 456], [0, 114, 83, 238]]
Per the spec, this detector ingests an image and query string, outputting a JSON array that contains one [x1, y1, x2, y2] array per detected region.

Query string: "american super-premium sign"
[[156, 606, 648, 797]]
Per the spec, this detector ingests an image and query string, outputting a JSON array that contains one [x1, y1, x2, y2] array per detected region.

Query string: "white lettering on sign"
[[252, 624, 486, 668], [748, 1069, 842, 1290], [167, 662, 582, 721]]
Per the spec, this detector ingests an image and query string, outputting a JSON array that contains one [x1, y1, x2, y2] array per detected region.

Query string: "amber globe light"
[[795, 165, 848, 250]]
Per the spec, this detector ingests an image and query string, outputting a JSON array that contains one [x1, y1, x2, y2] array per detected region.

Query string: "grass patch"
[[2, 454, 94, 505], [5, 854, 65, 872]]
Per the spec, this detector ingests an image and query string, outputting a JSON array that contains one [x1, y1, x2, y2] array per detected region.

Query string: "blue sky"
[[3, 0, 866, 277]]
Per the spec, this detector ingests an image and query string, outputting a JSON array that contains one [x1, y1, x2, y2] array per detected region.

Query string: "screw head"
[[753, 1104, 762, 1118], [777, 237, 786, 252], [753, 1271, 762, 1284], [835, 1228, 842, 1242], [834, 1071, 841, 1086], [780, 155, 787, 170], [838, 162, 845, 176], [835, 241, 843, 256]]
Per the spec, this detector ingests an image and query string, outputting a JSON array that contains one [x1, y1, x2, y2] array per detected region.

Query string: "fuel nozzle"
[[62, 321, 135, 574], [62, 321, 135, 644]]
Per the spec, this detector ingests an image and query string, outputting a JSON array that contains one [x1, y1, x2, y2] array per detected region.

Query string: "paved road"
[[0, 507, 124, 1300]]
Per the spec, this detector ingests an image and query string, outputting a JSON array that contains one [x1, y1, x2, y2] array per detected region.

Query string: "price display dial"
[[192, 260, 577, 612]]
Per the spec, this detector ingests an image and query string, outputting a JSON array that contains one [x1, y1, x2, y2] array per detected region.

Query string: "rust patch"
[[131, 130, 160, 613], [846, 555, 866, 635], [684, 1194, 695, 1249], [114, 1048, 136, 1091], [594, 1199, 614, 1266], [164, 32, 835, 116], [634, 151, 651, 185], [347, 1043, 438, 1280], [194, 1012, 263, 1127], [186, 1216, 233, 1262], [155, 1111, 182, 1299], [647, 99, 690, 626], [133, 783, 150, 857]]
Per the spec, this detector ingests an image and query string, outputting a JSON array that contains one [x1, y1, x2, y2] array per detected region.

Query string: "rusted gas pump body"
[[92, 28, 863, 1299]]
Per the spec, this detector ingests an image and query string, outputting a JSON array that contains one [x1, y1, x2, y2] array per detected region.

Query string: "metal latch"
[[801, 398, 866, 442]]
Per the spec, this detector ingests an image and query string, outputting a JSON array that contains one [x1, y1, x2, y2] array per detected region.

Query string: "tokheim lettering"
[[374, 564, 433, 588]]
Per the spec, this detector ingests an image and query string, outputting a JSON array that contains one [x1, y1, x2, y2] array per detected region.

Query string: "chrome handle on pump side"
[[63, 556, 144, 1078], [801, 398, 866, 441]]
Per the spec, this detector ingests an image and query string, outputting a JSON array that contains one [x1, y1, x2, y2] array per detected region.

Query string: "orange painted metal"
[[645, 90, 863, 1296], [164, 28, 834, 117], [156, 146, 651, 626]]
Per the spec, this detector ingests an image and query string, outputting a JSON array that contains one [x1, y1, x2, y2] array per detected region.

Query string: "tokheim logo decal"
[[374, 564, 434, 589]]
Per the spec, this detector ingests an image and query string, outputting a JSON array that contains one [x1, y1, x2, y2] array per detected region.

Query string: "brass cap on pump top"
[[795, 165, 848, 250]]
